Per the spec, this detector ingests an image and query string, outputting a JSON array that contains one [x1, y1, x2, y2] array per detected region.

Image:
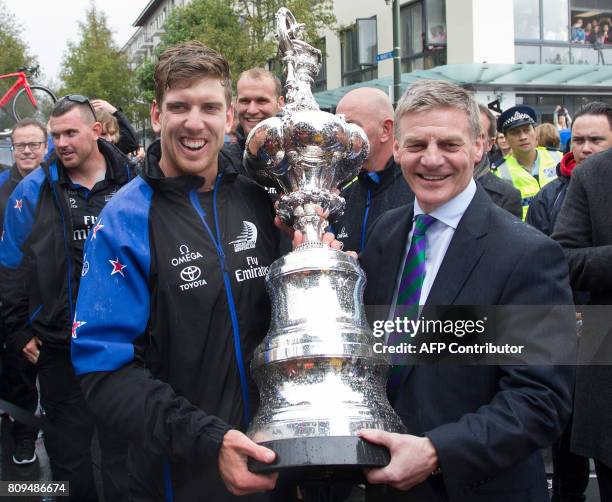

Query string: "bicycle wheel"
[[12, 85, 57, 123]]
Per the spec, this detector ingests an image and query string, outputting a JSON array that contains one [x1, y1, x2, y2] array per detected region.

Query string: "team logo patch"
[[229, 221, 258, 252], [109, 257, 127, 277], [91, 221, 104, 239], [171, 244, 203, 267], [178, 264, 207, 291], [82, 260, 90, 277], [14, 199, 22, 211], [72, 317, 86, 339], [337, 226, 348, 239]]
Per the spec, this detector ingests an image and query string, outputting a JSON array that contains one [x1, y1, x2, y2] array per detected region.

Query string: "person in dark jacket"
[[333, 87, 414, 252], [92, 98, 140, 155], [0, 119, 48, 467], [0, 95, 134, 501], [71, 41, 285, 502], [551, 103, 612, 502], [476, 104, 522, 218], [528, 102, 612, 237], [222, 68, 284, 174]]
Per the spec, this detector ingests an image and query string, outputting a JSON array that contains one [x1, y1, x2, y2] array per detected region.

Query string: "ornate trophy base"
[[248, 436, 389, 481]]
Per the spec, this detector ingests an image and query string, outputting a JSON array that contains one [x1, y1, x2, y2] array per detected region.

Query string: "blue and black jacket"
[[72, 140, 279, 501], [0, 164, 22, 232], [333, 156, 414, 253], [0, 140, 133, 353]]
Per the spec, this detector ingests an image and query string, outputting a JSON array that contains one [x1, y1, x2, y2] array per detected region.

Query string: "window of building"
[[515, 0, 611, 65], [400, 0, 446, 74], [401, 2, 423, 56], [313, 38, 327, 93], [515, 45, 541, 64], [426, 0, 446, 45], [543, 0, 569, 41], [542, 46, 570, 63], [341, 18, 378, 85], [514, 0, 541, 40]]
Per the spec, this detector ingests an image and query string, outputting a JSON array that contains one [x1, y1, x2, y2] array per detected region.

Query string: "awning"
[[314, 63, 612, 109]]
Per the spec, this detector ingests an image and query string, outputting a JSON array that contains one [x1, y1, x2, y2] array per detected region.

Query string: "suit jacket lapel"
[[396, 187, 491, 388], [370, 206, 414, 306]]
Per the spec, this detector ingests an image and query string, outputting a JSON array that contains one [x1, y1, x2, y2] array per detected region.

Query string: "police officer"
[[494, 105, 562, 219]]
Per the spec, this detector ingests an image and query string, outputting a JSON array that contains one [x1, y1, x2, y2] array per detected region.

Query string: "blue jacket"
[[0, 140, 133, 352]]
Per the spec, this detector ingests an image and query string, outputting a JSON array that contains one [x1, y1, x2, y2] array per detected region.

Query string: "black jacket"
[[526, 163, 568, 236], [114, 109, 140, 155], [0, 140, 133, 352], [553, 149, 612, 468], [477, 171, 522, 219], [334, 157, 414, 252], [222, 125, 249, 176], [0, 164, 23, 232], [361, 185, 575, 501], [72, 140, 279, 501]]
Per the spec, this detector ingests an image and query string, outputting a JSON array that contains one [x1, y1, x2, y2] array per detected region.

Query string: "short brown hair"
[[11, 118, 47, 142], [535, 123, 560, 149], [237, 68, 282, 98], [478, 104, 497, 139], [154, 41, 232, 106]]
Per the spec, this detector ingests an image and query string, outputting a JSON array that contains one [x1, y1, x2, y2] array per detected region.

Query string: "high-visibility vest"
[[495, 147, 561, 219]]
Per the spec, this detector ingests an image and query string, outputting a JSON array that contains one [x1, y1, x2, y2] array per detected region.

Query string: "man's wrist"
[[422, 436, 440, 475]]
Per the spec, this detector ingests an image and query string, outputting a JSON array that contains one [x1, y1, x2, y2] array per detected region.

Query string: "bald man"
[[334, 87, 413, 252]]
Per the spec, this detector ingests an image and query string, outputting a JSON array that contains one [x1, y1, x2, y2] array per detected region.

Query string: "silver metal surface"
[[246, 8, 405, 449]]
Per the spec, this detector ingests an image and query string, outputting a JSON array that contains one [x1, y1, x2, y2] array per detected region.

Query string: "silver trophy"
[[245, 8, 405, 479]]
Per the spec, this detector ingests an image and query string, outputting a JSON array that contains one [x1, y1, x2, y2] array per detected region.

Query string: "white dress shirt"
[[390, 178, 477, 313]]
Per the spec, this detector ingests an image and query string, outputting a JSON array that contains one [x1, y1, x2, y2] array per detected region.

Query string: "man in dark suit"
[[553, 141, 612, 501], [357, 80, 576, 501]]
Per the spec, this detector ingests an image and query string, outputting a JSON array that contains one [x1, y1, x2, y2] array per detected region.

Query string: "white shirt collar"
[[413, 178, 476, 230]]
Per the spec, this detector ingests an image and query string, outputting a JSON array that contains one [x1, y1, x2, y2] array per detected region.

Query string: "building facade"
[[316, 0, 612, 114], [122, 0, 191, 71]]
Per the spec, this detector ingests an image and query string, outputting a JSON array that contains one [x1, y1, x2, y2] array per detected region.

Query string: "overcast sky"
[[3, 0, 146, 83]]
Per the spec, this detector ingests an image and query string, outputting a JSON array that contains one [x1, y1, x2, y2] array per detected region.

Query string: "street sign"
[[376, 51, 394, 62]]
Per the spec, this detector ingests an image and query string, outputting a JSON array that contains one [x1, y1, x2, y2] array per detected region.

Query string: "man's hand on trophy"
[[218, 429, 278, 495], [274, 204, 357, 257], [358, 429, 439, 491]]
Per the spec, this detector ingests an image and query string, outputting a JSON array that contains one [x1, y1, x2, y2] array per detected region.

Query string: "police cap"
[[497, 105, 537, 134]]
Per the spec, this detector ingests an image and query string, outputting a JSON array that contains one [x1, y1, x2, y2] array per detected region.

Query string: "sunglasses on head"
[[60, 94, 97, 120]]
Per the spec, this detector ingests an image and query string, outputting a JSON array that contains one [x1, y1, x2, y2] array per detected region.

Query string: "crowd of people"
[[571, 16, 612, 45], [0, 39, 611, 502]]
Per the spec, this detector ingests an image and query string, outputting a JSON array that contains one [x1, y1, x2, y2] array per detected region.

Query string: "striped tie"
[[397, 214, 437, 308], [387, 213, 436, 388]]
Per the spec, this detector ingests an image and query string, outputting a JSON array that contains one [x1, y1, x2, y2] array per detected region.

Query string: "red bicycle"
[[0, 65, 56, 124]]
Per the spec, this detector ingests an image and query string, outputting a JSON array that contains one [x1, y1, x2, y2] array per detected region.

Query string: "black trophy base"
[[247, 436, 390, 482]]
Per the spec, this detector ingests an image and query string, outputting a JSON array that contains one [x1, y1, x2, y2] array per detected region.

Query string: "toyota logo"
[[180, 265, 201, 282]]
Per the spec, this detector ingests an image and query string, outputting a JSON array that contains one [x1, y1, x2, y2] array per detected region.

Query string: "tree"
[[59, 5, 137, 114], [0, 0, 38, 128], [137, 0, 335, 102]]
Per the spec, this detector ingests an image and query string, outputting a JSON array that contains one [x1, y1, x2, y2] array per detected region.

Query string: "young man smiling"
[[71, 42, 281, 501]]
